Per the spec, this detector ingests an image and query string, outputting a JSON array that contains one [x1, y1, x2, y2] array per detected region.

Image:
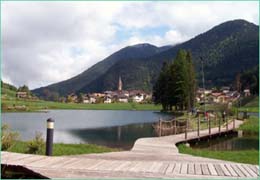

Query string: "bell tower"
[[118, 76, 122, 91]]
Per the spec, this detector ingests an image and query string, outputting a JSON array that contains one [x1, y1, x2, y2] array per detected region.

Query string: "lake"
[[189, 133, 259, 151], [2, 110, 172, 149]]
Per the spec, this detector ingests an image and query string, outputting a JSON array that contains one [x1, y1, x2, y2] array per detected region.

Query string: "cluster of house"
[[66, 77, 152, 104], [15, 91, 38, 100], [67, 90, 152, 104], [196, 86, 250, 104]]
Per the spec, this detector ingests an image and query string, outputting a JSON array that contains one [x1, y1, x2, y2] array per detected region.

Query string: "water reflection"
[[69, 123, 155, 150], [191, 135, 259, 151], [2, 110, 167, 149]]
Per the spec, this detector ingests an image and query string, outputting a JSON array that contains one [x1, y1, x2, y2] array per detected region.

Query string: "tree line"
[[153, 49, 196, 111]]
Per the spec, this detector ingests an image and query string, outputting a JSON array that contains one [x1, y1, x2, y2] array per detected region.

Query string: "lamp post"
[[200, 57, 206, 122], [46, 118, 54, 156]]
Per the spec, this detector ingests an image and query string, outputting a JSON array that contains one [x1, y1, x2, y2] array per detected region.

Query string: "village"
[[14, 76, 251, 106]]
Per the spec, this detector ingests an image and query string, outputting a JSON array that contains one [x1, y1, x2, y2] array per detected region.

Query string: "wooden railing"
[[153, 113, 239, 139]]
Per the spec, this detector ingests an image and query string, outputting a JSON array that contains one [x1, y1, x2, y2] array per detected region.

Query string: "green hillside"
[[32, 19, 259, 99]]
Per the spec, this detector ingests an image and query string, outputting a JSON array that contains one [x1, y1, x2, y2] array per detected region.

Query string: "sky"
[[1, 1, 259, 89]]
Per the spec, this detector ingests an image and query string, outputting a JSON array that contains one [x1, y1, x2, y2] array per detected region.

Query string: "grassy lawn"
[[238, 116, 259, 134], [177, 116, 259, 165], [238, 96, 259, 113], [2, 98, 162, 112], [8, 141, 118, 156], [178, 144, 258, 165]]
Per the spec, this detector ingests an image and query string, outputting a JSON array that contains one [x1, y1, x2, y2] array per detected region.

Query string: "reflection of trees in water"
[[68, 123, 155, 150], [191, 135, 258, 151]]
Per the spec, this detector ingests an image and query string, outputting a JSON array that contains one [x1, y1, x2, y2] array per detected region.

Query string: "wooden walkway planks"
[[1, 120, 259, 178]]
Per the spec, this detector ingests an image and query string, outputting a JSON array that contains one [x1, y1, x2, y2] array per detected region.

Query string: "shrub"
[[1, 124, 19, 150], [26, 132, 45, 154]]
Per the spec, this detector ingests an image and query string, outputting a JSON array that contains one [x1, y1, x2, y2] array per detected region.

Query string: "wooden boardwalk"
[[2, 120, 259, 178]]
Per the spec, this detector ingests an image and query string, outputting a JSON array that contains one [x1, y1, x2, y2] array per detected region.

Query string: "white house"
[[90, 97, 96, 104], [83, 99, 90, 104], [104, 97, 112, 104], [118, 95, 128, 103], [244, 89, 251, 97], [133, 94, 144, 103]]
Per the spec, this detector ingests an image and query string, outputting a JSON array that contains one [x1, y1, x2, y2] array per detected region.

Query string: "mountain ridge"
[[33, 19, 259, 99]]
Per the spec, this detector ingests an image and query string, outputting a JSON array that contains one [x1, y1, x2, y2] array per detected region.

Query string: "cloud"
[[2, 1, 259, 89]]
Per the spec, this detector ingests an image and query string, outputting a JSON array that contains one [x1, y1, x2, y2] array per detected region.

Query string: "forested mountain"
[[33, 19, 259, 99]]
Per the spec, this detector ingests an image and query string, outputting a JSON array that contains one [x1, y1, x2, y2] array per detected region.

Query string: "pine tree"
[[153, 62, 171, 111], [186, 51, 196, 111], [153, 49, 197, 111]]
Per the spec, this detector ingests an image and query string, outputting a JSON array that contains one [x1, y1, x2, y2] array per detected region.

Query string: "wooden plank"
[[224, 164, 238, 177], [220, 164, 231, 176], [98, 160, 118, 171], [88, 160, 107, 170], [207, 163, 218, 176], [187, 163, 195, 175], [236, 164, 251, 177], [107, 161, 124, 171], [9, 155, 44, 165], [113, 161, 131, 171], [49, 158, 79, 168], [63, 158, 96, 169], [241, 165, 258, 177], [158, 163, 169, 174], [201, 164, 210, 175], [194, 164, 202, 175], [145, 162, 158, 173], [230, 164, 245, 177], [248, 165, 259, 176], [139, 161, 153, 173], [152, 162, 164, 173], [1, 153, 29, 162], [128, 161, 141, 172], [30, 157, 64, 167], [165, 163, 175, 174], [214, 164, 225, 176], [14, 156, 48, 166], [128, 162, 139, 172], [180, 163, 188, 174], [173, 163, 181, 174]]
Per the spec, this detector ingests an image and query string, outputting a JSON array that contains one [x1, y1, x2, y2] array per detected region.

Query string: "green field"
[[178, 116, 259, 164], [178, 144, 258, 165], [238, 96, 259, 112], [238, 116, 259, 134], [2, 98, 162, 112], [7, 141, 118, 156]]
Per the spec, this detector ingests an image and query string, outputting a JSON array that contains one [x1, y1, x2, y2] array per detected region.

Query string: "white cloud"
[[1, 1, 259, 89]]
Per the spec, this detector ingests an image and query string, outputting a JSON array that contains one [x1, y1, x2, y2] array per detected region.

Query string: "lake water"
[[1, 110, 171, 149], [190, 134, 259, 151]]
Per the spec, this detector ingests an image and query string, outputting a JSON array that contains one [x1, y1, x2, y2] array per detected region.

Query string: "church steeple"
[[118, 76, 122, 91]]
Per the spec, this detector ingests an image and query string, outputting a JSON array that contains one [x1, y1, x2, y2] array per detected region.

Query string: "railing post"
[[209, 115, 211, 135], [218, 113, 221, 133], [197, 115, 200, 137], [185, 113, 190, 140], [225, 112, 228, 131], [159, 118, 162, 137], [174, 120, 176, 135], [185, 118, 188, 140], [46, 118, 54, 156]]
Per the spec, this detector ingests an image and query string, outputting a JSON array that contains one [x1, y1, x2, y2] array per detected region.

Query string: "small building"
[[244, 89, 251, 97], [221, 86, 230, 94], [133, 94, 144, 103], [104, 97, 112, 104], [67, 93, 78, 103], [89, 96, 97, 104], [83, 98, 90, 104], [16, 91, 28, 98], [118, 94, 128, 103]]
